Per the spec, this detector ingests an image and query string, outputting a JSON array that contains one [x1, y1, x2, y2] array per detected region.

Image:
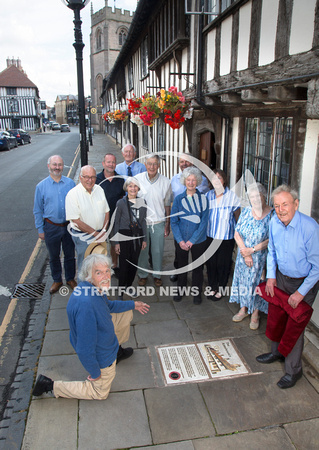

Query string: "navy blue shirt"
[[96, 170, 125, 217]]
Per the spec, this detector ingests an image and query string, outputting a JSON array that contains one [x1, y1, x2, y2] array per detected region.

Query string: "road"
[[0, 127, 80, 419]]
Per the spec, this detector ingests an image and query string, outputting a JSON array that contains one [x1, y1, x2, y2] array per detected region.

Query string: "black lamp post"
[[87, 95, 93, 146], [62, 0, 89, 166]]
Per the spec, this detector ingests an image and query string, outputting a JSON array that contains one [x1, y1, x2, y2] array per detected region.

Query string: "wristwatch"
[[252, 246, 256, 253]]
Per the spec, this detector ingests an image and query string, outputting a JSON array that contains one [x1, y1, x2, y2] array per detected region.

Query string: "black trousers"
[[118, 229, 143, 288], [175, 240, 206, 295], [206, 237, 234, 291]]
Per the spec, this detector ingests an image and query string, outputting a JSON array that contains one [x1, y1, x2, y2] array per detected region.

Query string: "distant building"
[[55, 94, 78, 125], [0, 58, 41, 131], [90, 1, 133, 131]]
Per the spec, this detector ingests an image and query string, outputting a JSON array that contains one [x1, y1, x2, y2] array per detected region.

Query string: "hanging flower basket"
[[130, 113, 144, 127], [127, 95, 142, 114], [104, 110, 128, 124]]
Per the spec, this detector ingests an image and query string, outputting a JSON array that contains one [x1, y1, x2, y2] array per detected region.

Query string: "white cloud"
[[0, 0, 137, 107]]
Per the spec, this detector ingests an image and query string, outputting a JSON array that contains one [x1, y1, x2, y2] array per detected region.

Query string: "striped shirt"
[[206, 187, 240, 240]]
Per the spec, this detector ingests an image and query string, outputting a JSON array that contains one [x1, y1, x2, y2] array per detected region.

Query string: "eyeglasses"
[[81, 175, 97, 181]]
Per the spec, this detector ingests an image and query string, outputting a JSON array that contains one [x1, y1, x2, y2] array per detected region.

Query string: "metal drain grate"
[[12, 283, 46, 299]]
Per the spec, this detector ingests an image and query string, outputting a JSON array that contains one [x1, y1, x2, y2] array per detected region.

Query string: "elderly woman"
[[206, 169, 241, 301], [171, 167, 209, 304], [229, 183, 273, 330], [112, 177, 147, 297]]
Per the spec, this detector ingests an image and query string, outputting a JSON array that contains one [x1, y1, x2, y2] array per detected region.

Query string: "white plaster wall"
[[230, 118, 239, 188], [289, 0, 316, 55], [237, 1, 251, 71], [259, 0, 279, 66], [206, 29, 216, 81], [299, 120, 318, 216], [220, 16, 233, 76]]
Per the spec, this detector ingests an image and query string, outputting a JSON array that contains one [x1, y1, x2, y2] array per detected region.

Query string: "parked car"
[[0, 131, 18, 150], [9, 129, 31, 145], [60, 124, 70, 132], [51, 123, 61, 131]]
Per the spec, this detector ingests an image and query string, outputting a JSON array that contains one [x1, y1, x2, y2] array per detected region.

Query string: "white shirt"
[[66, 183, 109, 231], [135, 172, 172, 224]]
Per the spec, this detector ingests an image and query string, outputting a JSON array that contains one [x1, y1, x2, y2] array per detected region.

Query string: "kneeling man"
[[33, 254, 150, 400]]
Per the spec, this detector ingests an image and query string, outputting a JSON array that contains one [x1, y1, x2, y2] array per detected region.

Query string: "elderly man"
[[32, 254, 150, 400], [135, 154, 172, 287], [96, 153, 125, 269], [115, 143, 146, 177], [170, 155, 210, 282], [33, 155, 76, 294], [256, 185, 319, 389], [66, 165, 110, 272]]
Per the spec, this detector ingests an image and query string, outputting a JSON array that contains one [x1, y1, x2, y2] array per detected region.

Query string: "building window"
[[157, 119, 166, 154], [207, 0, 237, 23], [96, 28, 102, 51], [128, 58, 134, 91], [8, 99, 19, 113], [119, 29, 127, 46], [243, 118, 293, 197], [141, 36, 148, 78], [7, 87, 17, 95], [142, 126, 148, 149]]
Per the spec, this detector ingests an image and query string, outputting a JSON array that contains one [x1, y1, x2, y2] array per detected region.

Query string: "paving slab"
[[174, 297, 232, 320], [78, 390, 152, 449], [22, 398, 78, 450], [142, 442, 195, 450], [37, 354, 87, 381], [111, 348, 157, 391], [45, 308, 69, 331], [199, 371, 319, 434], [132, 301, 178, 324], [41, 330, 75, 356], [193, 427, 294, 449], [284, 417, 319, 450], [145, 384, 214, 444], [50, 292, 70, 309], [135, 318, 193, 347]]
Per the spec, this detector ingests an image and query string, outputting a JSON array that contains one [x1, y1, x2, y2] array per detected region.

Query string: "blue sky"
[[0, 0, 137, 107]]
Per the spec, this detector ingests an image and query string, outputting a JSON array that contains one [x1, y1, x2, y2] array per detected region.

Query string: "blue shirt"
[[171, 189, 209, 244], [206, 187, 240, 240], [267, 210, 319, 296], [67, 281, 135, 378], [33, 175, 76, 233], [116, 160, 146, 177], [171, 173, 210, 199]]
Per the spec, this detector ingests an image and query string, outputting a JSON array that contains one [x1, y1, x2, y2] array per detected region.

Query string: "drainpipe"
[[195, 8, 231, 172]]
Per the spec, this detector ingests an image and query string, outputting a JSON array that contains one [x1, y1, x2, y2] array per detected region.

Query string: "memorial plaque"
[[157, 339, 251, 385]]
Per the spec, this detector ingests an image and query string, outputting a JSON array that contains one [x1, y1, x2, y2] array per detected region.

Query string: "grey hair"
[[80, 165, 96, 176], [47, 155, 63, 164], [247, 182, 267, 199], [123, 176, 140, 191], [145, 153, 160, 163], [79, 254, 113, 282], [121, 143, 136, 154], [271, 184, 299, 202], [180, 166, 202, 186]]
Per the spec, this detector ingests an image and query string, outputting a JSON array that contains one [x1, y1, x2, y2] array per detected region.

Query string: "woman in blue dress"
[[229, 183, 273, 330]]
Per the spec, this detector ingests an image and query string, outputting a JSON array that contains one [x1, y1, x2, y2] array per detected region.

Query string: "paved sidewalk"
[[20, 134, 319, 449]]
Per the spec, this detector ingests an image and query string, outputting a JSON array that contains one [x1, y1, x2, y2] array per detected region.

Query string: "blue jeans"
[[44, 221, 75, 282], [137, 222, 165, 279], [71, 231, 90, 276]]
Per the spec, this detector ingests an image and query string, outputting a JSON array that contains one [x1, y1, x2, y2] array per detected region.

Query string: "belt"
[[45, 218, 69, 227], [281, 273, 306, 281]]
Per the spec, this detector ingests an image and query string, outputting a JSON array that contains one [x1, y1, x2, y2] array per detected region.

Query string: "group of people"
[[32, 143, 318, 398]]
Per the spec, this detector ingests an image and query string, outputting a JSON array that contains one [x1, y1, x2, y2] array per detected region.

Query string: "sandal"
[[232, 310, 249, 322]]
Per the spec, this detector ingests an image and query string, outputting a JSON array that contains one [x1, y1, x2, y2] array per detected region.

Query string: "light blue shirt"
[[171, 173, 210, 199], [267, 210, 319, 296], [33, 175, 76, 233], [115, 160, 146, 177], [206, 187, 240, 240]]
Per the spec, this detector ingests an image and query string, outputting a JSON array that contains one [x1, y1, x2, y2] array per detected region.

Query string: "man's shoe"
[[33, 374, 54, 396], [116, 346, 134, 364], [138, 278, 147, 286], [256, 352, 285, 364], [170, 275, 178, 282], [49, 282, 63, 294], [277, 370, 303, 389], [193, 295, 202, 305], [67, 279, 77, 290], [154, 278, 163, 287]]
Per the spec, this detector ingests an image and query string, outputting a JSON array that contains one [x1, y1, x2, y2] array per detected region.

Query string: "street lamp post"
[[87, 96, 93, 146], [62, 0, 89, 166]]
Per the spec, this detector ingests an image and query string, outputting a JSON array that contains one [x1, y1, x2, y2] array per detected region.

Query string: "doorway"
[[199, 131, 216, 170]]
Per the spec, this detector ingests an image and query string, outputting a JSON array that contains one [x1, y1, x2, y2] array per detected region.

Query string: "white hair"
[[79, 254, 113, 282]]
